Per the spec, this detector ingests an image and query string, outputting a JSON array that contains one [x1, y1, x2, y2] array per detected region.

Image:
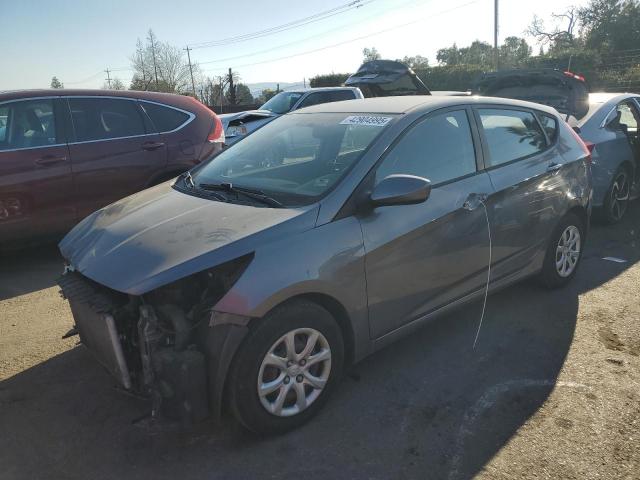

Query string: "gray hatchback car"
[[58, 95, 592, 434]]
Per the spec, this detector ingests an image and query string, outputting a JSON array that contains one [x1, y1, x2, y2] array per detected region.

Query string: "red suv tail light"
[[207, 114, 225, 144]]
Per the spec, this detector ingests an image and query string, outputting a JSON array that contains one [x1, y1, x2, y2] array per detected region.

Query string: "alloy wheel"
[[555, 225, 581, 277], [609, 171, 630, 222], [257, 328, 332, 417]]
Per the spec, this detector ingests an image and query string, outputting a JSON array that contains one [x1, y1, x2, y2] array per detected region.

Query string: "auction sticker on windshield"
[[340, 115, 392, 127]]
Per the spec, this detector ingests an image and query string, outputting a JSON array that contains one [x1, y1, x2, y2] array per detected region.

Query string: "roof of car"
[[0, 88, 199, 104], [286, 87, 361, 94], [294, 95, 560, 115], [588, 92, 640, 104]]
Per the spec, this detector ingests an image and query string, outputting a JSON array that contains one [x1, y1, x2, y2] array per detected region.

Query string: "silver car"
[[219, 87, 363, 145], [571, 93, 640, 223], [58, 95, 592, 434]]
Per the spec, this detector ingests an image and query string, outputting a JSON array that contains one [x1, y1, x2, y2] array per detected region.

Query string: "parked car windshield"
[[260, 92, 304, 114], [191, 112, 396, 206]]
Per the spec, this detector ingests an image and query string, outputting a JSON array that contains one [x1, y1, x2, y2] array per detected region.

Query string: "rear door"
[[359, 108, 494, 338], [138, 100, 203, 171], [66, 97, 168, 219], [474, 106, 566, 280], [0, 97, 75, 243]]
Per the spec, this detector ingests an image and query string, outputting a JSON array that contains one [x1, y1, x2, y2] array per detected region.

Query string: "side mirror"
[[370, 174, 431, 207]]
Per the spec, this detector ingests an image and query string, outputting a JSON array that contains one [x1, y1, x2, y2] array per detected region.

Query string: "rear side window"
[[538, 113, 558, 143], [375, 109, 477, 185], [69, 98, 146, 142], [478, 109, 547, 166], [141, 102, 190, 132], [0, 99, 57, 151]]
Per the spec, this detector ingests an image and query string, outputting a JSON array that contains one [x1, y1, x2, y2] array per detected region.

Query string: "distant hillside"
[[246, 82, 304, 97]]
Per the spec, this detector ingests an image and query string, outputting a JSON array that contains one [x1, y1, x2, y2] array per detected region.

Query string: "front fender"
[[213, 215, 370, 361]]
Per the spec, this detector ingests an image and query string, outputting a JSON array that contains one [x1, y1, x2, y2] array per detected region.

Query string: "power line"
[[196, 0, 436, 67], [202, 0, 481, 73], [188, 0, 375, 49]]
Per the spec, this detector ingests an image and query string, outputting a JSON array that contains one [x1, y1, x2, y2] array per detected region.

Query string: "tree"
[[103, 78, 125, 90], [578, 0, 640, 52], [257, 89, 277, 104], [50, 76, 63, 89], [527, 7, 580, 53], [362, 47, 381, 62], [234, 83, 254, 105], [397, 55, 429, 69], [437, 41, 493, 66], [129, 29, 195, 94], [499, 37, 533, 68]]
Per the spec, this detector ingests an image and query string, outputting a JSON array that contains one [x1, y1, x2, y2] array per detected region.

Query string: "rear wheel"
[[539, 212, 584, 288], [227, 300, 344, 434], [602, 166, 631, 224]]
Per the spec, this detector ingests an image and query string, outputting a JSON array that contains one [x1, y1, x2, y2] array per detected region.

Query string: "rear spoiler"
[[472, 69, 590, 119]]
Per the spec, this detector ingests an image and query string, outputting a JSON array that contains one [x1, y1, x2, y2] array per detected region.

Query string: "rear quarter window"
[[537, 113, 558, 143], [141, 102, 191, 132]]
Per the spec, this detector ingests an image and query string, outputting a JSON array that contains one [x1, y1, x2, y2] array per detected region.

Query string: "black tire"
[[539, 212, 585, 289], [601, 165, 631, 224], [227, 300, 344, 434]]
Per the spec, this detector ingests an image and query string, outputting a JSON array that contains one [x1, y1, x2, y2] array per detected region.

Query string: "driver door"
[[359, 108, 494, 339]]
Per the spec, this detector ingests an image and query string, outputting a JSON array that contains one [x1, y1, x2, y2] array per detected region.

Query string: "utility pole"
[[228, 68, 236, 106], [149, 32, 159, 90], [104, 68, 112, 89], [185, 46, 197, 97], [494, 0, 499, 71], [276, 83, 280, 93]]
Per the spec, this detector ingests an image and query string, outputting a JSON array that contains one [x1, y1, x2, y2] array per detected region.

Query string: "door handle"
[[35, 155, 67, 166], [142, 141, 165, 151], [463, 193, 488, 211], [547, 162, 562, 172]]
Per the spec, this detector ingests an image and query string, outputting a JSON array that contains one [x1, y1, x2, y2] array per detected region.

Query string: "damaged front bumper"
[[58, 271, 250, 423]]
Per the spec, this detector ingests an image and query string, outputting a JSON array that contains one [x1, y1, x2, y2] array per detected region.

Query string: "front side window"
[[375, 110, 477, 185], [0, 99, 57, 151], [260, 92, 304, 114], [191, 112, 394, 205], [68, 98, 146, 142], [478, 109, 547, 167]]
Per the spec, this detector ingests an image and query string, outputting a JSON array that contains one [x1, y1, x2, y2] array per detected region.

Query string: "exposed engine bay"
[[58, 255, 253, 423]]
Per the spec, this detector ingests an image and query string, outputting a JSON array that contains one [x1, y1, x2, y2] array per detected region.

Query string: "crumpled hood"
[[59, 182, 318, 295], [218, 109, 276, 127]]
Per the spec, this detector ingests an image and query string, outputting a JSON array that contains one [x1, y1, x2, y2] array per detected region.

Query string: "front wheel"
[[539, 212, 584, 288], [227, 300, 344, 434]]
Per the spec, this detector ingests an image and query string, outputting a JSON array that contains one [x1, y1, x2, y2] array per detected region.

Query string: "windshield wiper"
[[178, 172, 228, 201], [198, 182, 283, 208]]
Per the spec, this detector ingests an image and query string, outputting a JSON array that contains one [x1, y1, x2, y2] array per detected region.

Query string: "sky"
[[0, 0, 590, 91]]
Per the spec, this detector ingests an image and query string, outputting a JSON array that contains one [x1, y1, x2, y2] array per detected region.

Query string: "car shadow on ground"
[[0, 244, 62, 301], [0, 202, 638, 480]]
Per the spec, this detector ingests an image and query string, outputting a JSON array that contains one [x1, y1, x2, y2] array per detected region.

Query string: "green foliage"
[[309, 73, 351, 88], [579, 0, 640, 52], [50, 76, 63, 89], [256, 88, 278, 104], [416, 65, 485, 91], [362, 47, 381, 62], [396, 55, 429, 69], [231, 83, 254, 105]]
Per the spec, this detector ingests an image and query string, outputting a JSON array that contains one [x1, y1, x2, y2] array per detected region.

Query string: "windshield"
[[191, 112, 396, 206], [260, 92, 304, 114]]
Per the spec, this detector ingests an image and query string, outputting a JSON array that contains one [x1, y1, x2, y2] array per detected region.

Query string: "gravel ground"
[[1, 203, 639, 480]]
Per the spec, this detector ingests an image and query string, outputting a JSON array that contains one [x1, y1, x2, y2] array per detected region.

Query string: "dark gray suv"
[[58, 95, 592, 434]]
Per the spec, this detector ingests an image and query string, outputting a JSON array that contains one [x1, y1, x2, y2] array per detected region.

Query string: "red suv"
[[0, 89, 224, 247]]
